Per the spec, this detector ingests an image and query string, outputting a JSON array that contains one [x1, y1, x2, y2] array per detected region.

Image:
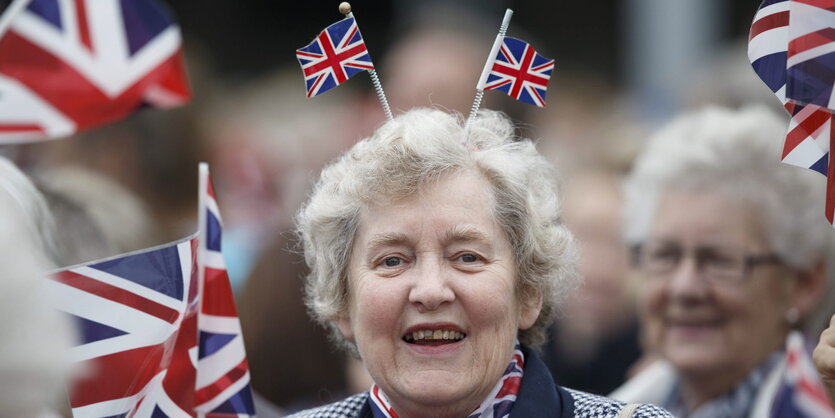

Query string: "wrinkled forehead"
[[352, 170, 503, 241]]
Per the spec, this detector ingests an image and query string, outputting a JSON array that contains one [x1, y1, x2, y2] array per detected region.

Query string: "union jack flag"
[[194, 163, 255, 417], [0, 0, 190, 143], [50, 236, 201, 417], [478, 37, 554, 107], [49, 163, 255, 417], [770, 331, 835, 417], [749, 0, 835, 226], [295, 16, 374, 98]]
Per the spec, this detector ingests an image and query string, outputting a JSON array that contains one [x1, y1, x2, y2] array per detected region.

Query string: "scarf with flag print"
[[369, 342, 525, 418]]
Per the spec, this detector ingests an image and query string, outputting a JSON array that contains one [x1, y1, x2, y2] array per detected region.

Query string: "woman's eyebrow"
[[442, 227, 491, 245], [365, 232, 410, 253]]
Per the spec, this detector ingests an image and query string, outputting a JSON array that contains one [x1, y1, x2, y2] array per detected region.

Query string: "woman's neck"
[[677, 351, 781, 412]]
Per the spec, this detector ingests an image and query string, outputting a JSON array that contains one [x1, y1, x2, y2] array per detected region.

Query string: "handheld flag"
[[49, 164, 255, 417], [194, 163, 256, 416], [296, 3, 392, 121], [770, 331, 835, 417], [748, 0, 835, 226], [0, 0, 191, 144], [478, 37, 555, 108], [50, 237, 201, 417]]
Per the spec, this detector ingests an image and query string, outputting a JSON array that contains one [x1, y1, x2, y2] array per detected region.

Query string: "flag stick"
[[340, 2, 394, 121], [0, 0, 30, 39], [197, 162, 208, 308], [466, 9, 513, 130]]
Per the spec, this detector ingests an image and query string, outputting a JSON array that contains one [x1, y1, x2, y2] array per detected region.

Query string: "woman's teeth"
[[404, 330, 465, 343]]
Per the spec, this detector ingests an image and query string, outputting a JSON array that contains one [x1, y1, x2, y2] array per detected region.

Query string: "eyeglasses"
[[631, 240, 783, 284]]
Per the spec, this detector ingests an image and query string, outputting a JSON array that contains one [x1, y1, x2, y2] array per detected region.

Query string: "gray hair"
[[0, 157, 60, 265], [624, 105, 831, 270], [296, 108, 578, 351], [0, 158, 76, 417]]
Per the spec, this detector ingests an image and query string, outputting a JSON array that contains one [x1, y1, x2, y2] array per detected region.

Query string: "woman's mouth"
[[403, 330, 466, 346]]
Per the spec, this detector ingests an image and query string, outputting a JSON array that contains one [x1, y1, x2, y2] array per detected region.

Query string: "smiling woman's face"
[[639, 190, 795, 393], [338, 171, 541, 418]]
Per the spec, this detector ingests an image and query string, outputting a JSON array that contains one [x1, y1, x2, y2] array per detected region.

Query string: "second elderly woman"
[[612, 106, 833, 417], [289, 108, 672, 418]]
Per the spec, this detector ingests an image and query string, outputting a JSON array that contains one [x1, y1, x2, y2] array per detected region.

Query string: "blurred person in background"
[[543, 166, 642, 395], [382, 4, 495, 116], [534, 74, 647, 395], [0, 156, 76, 417], [612, 106, 834, 417], [32, 165, 162, 267]]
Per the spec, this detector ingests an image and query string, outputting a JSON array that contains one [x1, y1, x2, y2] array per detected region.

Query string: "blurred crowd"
[[1, 1, 835, 417]]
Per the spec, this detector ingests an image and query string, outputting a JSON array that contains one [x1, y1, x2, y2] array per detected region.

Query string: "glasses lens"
[[640, 242, 680, 276], [697, 247, 746, 283], [638, 241, 751, 283]]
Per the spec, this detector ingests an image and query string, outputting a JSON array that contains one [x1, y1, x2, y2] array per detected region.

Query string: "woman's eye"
[[458, 253, 479, 263], [382, 257, 402, 267]]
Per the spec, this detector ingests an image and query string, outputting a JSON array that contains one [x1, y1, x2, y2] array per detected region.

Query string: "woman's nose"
[[408, 258, 455, 311], [667, 256, 709, 300]]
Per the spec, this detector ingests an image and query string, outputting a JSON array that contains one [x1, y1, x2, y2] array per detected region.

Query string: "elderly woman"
[[612, 106, 832, 417], [289, 108, 672, 417]]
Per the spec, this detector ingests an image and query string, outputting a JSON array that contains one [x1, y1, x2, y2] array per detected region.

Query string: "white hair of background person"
[[33, 165, 161, 266], [623, 105, 834, 332], [296, 107, 579, 353], [0, 157, 60, 264], [0, 164, 76, 417]]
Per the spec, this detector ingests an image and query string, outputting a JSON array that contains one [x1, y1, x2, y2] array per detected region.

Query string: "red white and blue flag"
[[194, 162, 256, 417], [478, 37, 554, 107], [50, 237, 201, 417], [749, 0, 835, 226], [770, 331, 835, 417], [49, 163, 254, 417], [0, 0, 190, 143], [295, 16, 374, 98]]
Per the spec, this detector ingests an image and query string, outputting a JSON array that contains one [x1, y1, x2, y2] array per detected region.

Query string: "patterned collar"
[[665, 352, 782, 418], [368, 342, 525, 418]]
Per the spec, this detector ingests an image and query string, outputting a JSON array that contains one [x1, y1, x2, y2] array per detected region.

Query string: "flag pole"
[[466, 8, 513, 131], [197, 162, 208, 310], [0, 0, 30, 39], [340, 2, 394, 122]]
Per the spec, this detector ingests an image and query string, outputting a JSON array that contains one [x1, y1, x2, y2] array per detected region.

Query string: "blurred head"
[[0, 156, 59, 264], [296, 108, 577, 416], [0, 156, 76, 417], [624, 106, 831, 401], [33, 166, 160, 266], [561, 171, 634, 337]]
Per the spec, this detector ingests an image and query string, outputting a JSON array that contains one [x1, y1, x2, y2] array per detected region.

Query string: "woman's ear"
[[519, 292, 543, 330], [337, 315, 354, 340], [791, 259, 827, 320]]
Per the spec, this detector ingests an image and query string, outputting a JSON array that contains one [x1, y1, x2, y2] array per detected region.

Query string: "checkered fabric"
[[568, 389, 673, 418], [286, 389, 673, 417], [285, 393, 368, 418]]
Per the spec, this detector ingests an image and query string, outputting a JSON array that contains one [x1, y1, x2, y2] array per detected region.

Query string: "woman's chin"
[[662, 342, 729, 377], [388, 377, 475, 412]]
